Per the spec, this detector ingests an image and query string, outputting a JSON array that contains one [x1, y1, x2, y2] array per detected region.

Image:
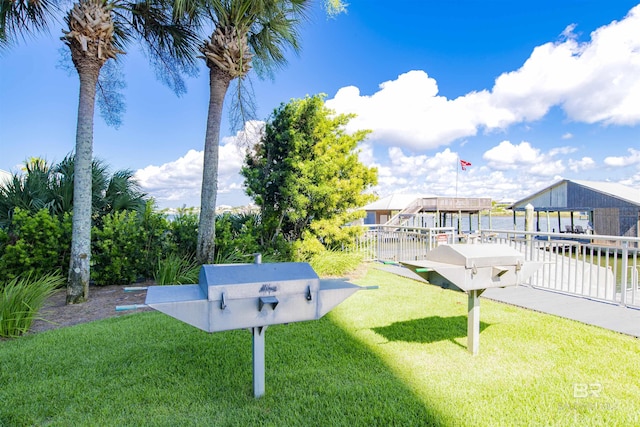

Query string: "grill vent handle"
[[220, 292, 227, 310], [259, 296, 279, 311]]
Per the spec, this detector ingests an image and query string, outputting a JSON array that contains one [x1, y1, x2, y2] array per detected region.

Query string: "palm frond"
[[111, 0, 202, 95], [0, 0, 59, 48], [248, 0, 308, 74], [96, 59, 127, 127]]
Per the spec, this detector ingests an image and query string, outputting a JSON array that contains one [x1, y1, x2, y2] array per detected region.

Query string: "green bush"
[[154, 254, 199, 285], [169, 208, 199, 258], [309, 214, 367, 251], [91, 203, 173, 285], [291, 230, 326, 261], [137, 201, 173, 278], [91, 210, 140, 285], [214, 212, 262, 262], [0, 208, 68, 281], [0, 272, 64, 338]]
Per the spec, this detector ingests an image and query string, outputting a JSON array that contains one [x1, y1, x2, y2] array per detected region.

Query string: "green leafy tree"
[[0, 0, 56, 48], [242, 94, 378, 247], [0, 158, 55, 227]]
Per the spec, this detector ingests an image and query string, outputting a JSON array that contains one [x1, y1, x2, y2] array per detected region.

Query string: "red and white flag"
[[460, 159, 472, 170]]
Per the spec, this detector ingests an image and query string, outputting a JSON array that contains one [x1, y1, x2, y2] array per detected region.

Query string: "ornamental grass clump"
[[154, 254, 199, 285], [0, 272, 63, 338]]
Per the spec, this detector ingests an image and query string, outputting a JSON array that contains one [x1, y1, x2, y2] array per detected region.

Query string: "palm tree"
[[0, 158, 55, 227], [0, 0, 57, 48], [191, 0, 307, 263], [0, 156, 148, 226], [190, 0, 346, 264], [61, 0, 199, 303], [2, 0, 199, 303]]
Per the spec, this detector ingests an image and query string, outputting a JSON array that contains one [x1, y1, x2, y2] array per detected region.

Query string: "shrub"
[[91, 210, 141, 285], [137, 201, 173, 278], [0, 208, 67, 281], [291, 230, 326, 262], [214, 212, 261, 262], [0, 272, 64, 338], [154, 254, 199, 285], [169, 208, 199, 258], [309, 215, 367, 251], [91, 203, 172, 285]]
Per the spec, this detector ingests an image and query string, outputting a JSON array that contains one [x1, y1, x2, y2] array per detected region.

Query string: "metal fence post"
[[621, 241, 628, 306], [525, 204, 534, 260]]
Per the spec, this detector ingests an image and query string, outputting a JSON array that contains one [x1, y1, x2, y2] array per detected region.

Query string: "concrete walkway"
[[376, 264, 640, 338]]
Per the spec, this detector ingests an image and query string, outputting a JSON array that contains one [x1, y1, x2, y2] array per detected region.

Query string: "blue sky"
[[1, 0, 639, 208]]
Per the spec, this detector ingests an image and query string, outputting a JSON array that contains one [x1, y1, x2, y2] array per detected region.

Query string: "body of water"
[[406, 213, 590, 233]]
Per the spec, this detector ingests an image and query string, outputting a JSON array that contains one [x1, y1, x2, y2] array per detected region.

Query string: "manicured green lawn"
[[1, 267, 638, 426]]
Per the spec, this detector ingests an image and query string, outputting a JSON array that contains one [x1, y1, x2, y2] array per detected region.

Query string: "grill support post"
[[467, 290, 483, 355], [252, 326, 267, 398]]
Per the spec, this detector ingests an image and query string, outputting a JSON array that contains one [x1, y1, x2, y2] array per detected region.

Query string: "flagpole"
[[456, 156, 459, 198]]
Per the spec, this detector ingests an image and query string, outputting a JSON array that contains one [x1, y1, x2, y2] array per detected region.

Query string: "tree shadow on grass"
[[372, 316, 491, 350]]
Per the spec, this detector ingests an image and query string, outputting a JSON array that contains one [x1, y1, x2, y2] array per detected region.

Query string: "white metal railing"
[[351, 225, 456, 262], [350, 226, 640, 309]]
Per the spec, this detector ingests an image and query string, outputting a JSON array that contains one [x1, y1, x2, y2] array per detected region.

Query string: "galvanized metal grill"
[[137, 258, 368, 397], [401, 244, 542, 354]]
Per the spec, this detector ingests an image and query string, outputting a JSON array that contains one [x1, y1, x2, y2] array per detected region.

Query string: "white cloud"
[[491, 5, 640, 126], [568, 157, 596, 172], [560, 24, 578, 41], [604, 147, 640, 167], [529, 159, 565, 177], [361, 145, 574, 203], [326, 71, 519, 150], [483, 141, 542, 170], [134, 5, 640, 208], [357, 142, 376, 167], [549, 146, 577, 156], [482, 140, 579, 177], [135, 149, 203, 202], [325, 5, 640, 150], [135, 121, 264, 207]]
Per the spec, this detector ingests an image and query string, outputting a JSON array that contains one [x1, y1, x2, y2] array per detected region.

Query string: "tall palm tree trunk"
[[67, 58, 103, 303], [197, 66, 232, 264], [63, 0, 117, 303]]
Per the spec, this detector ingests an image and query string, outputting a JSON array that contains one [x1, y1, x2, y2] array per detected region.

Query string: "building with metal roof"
[[510, 179, 640, 238]]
